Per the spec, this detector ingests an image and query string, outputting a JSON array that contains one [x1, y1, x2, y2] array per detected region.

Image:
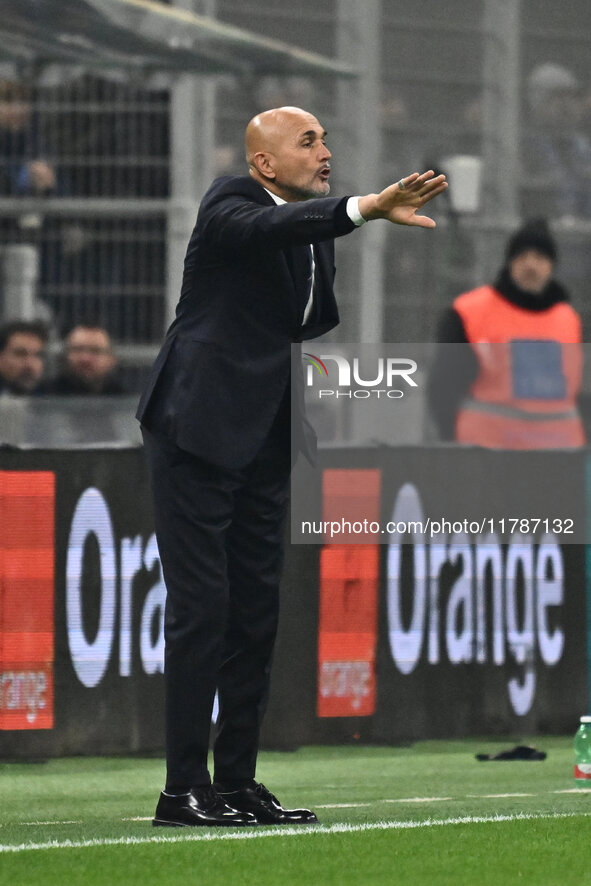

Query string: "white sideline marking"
[[382, 797, 452, 804], [0, 821, 83, 828], [2, 811, 591, 854], [316, 803, 372, 809], [4, 788, 589, 829]]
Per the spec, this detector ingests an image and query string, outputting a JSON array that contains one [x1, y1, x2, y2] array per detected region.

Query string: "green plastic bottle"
[[574, 716, 591, 783]]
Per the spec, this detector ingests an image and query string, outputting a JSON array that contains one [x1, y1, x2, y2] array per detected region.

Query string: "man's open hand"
[[358, 170, 448, 228]]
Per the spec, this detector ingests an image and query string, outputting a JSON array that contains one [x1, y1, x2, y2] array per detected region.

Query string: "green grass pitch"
[[1, 738, 591, 885]]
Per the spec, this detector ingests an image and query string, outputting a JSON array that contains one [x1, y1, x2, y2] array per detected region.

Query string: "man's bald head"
[[244, 106, 332, 202], [245, 106, 311, 164]]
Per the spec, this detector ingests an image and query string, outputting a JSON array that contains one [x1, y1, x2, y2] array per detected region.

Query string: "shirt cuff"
[[346, 196, 367, 226]]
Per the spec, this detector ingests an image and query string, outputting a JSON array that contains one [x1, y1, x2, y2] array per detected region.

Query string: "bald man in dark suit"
[[137, 106, 447, 827]]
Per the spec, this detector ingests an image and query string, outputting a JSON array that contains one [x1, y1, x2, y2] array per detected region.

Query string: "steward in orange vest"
[[428, 218, 585, 449]]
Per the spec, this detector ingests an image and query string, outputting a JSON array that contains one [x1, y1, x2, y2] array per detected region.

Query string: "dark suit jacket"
[[136, 175, 357, 468]]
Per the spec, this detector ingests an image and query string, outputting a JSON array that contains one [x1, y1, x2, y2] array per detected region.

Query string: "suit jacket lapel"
[[285, 244, 313, 323], [252, 183, 309, 326]]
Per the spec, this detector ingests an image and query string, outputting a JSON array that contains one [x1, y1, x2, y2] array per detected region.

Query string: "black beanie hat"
[[505, 217, 557, 263]]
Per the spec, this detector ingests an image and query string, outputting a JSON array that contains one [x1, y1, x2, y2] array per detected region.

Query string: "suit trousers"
[[141, 404, 291, 790]]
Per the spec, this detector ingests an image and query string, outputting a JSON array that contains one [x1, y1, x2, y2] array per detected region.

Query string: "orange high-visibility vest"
[[453, 285, 585, 449]]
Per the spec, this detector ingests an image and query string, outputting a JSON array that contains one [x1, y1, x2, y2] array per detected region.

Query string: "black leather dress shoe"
[[152, 786, 257, 827], [215, 780, 319, 825]]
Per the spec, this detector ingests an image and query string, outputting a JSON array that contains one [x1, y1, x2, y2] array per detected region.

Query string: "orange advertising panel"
[[317, 469, 380, 718], [0, 472, 55, 730]]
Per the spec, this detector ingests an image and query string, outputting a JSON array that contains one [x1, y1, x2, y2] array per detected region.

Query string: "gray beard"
[[282, 181, 330, 201]]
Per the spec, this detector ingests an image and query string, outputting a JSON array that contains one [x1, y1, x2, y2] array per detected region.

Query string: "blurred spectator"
[[427, 218, 585, 449], [0, 80, 56, 198], [41, 324, 126, 395], [0, 319, 48, 395], [524, 63, 591, 221], [0, 78, 72, 327]]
